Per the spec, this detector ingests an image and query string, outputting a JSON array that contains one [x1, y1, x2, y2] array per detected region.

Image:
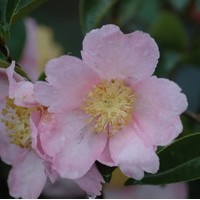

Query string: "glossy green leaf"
[[38, 72, 46, 81], [6, 0, 20, 23], [96, 161, 116, 183], [80, 0, 117, 34], [0, 57, 9, 67], [0, 0, 19, 39], [126, 133, 200, 185], [0, 0, 47, 41], [7, 19, 26, 60], [0, 58, 29, 79], [14, 65, 29, 80], [11, 0, 48, 23], [150, 12, 188, 50]]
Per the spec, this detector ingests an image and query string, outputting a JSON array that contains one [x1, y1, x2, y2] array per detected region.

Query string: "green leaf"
[[126, 133, 200, 185], [0, 0, 20, 40], [6, 0, 20, 23], [14, 65, 29, 80], [0, 0, 47, 41], [80, 0, 117, 34], [0, 57, 9, 67], [11, 0, 48, 23], [37, 72, 46, 81], [7, 19, 26, 60], [96, 161, 116, 183], [150, 11, 188, 50]]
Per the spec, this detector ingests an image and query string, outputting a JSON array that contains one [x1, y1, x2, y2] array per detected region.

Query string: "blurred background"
[[1, 0, 200, 198]]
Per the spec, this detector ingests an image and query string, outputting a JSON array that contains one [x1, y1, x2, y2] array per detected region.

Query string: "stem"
[[184, 110, 200, 123]]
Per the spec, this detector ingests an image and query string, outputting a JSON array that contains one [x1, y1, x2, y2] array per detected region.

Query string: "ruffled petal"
[[110, 125, 159, 180], [75, 165, 104, 196], [6, 61, 36, 107], [34, 55, 100, 113], [38, 110, 107, 179], [8, 151, 47, 199], [82, 24, 159, 82], [30, 111, 58, 183], [0, 130, 25, 165], [133, 76, 188, 146]]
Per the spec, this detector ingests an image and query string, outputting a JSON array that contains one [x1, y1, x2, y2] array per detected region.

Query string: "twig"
[[184, 110, 200, 123]]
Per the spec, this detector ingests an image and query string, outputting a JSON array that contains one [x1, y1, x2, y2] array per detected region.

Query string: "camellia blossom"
[[35, 24, 188, 181], [0, 63, 104, 198], [20, 18, 63, 82]]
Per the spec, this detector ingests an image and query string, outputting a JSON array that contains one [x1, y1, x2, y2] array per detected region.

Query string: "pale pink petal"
[[0, 65, 24, 101], [0, 131, 26, 165], [6, 61, 36, 107], [0, 65, 29, 164], [82, 24, 159, 82], [30, 111, 58, 183], [132, 76, 188, 146], [104, 183, 188, 199], [8, 151, 47, 199], [98, 138, 115, 166], [75, 165, 104, 196], [20, 18, 39, 82], [37, 110, 107, 179], [110, 125, 159, 180], [34, 55, 100, 113]]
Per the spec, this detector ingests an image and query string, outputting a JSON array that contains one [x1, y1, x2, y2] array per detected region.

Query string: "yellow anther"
[[81, 79, 135, 136], [0, 97, 37, 148]]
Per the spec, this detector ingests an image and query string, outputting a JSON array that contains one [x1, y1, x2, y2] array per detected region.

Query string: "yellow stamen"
[[1, 97, 37, 148], [81, 79, 135, 136]]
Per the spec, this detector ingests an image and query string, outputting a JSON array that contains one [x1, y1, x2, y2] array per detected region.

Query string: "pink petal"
[[30, 111, 58, 183], [34, 55, 100, 113], [133, 76, 188, 146], [110, 125, 159, 180], [82, 24, 159, 82], [6, 61, 36, 107], [97, 138, 115, 166], [38, 110, 107, 179], [20, 18, 39, 82], [8, 151, 47, 199], [75, 165, 104, 196], [0, 130, 25, 165]]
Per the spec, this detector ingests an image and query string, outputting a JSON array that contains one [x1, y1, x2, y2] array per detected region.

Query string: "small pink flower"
[[35, 25, 188, 180], [0, 64, 47, 198], [0, 62, 103, 198]]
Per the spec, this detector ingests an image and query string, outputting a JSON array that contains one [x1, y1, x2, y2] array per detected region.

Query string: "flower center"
[[81, 79, 135, 136], [1, 97, 36, 148]]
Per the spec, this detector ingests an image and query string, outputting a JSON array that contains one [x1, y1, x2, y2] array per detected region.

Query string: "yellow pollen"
[[0, 97, 36, 148], [81, 79, 135, 136]]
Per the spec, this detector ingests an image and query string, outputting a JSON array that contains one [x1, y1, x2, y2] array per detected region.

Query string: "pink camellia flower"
[[34, 25, 188, 180], [0, 62, 104, 198]]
